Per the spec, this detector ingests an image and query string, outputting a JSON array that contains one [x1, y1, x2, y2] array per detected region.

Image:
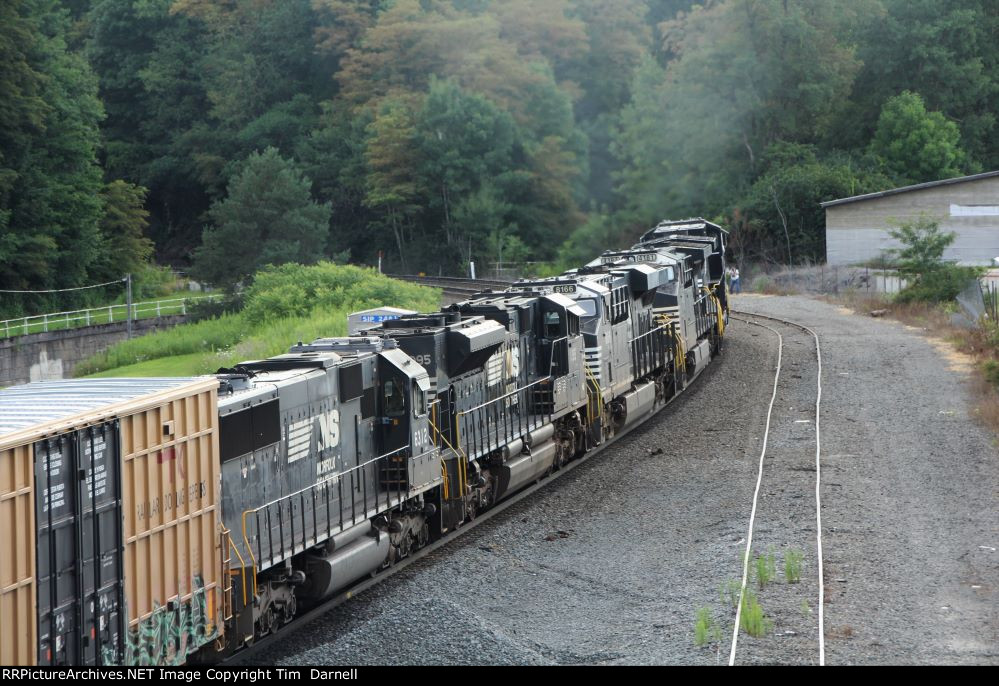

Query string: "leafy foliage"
[[870, 92, 970, 184], [887, 215, 957, 275], [4, 0, 999, 306], [77, 261, 440, 375], [887, 215, 979, 304], [193, 148, 332, 289], [240, 262, 440, 326]]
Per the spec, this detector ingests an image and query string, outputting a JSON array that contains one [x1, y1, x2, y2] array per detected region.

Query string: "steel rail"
[[728, 309, 824, 666]]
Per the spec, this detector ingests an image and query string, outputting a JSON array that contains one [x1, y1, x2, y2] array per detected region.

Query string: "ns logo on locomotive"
[[0, 218, 728, 666]]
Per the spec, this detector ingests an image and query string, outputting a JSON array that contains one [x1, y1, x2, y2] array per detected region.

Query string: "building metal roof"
[[0, 377, 210, 439], [821, 170, 999, 209]]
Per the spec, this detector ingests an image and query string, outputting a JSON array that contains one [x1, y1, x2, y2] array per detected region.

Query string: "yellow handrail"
[[703, 285, 725, 337], [658, 313, 686, 372], [428, 409, 465, 498], [239, 510, 259, 598], [583, 364, 603, 424], [225, 529, 250, 607]]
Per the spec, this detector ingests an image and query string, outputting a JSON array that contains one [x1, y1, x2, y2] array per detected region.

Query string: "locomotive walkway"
[[259, 294, 998, 665]]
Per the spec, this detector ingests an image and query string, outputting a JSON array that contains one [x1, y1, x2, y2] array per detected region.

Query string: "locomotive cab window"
[[383, 378, 406, 417], [413, 386, 427, 417], [577, 298, 597, 318], [544, 311, 562, 338], [567, 312, 579, 335]]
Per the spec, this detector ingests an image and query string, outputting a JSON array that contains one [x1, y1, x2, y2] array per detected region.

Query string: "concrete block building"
[[823, 170, 999, 266]]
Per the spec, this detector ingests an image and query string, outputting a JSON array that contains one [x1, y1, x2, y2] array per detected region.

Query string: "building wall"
[[0, 316, 186, 387], [825, 175, 999, 266]]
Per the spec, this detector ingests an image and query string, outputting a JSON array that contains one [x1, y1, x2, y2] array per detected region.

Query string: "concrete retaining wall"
[[0, 315, 187, 387]]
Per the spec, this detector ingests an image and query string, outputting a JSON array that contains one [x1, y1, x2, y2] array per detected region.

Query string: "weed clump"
[[694, 607, 722, 647], [739, 590, 772, 638], [755, 548, 777, 588], [784, 549, 803, 583]]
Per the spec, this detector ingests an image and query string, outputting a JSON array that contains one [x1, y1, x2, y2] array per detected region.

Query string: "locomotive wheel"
[[258, 606, 274, 636]]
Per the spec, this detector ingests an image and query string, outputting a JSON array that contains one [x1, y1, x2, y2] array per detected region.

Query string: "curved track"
[[229, 348, 713, 665], [728, 310, 824, 666]]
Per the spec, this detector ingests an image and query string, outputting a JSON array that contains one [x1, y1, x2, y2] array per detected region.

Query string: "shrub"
[[894, 264, 980, 304], [983, 360, 999, 388], [241, 262, 440, 325], [77, 263, 440, 375]]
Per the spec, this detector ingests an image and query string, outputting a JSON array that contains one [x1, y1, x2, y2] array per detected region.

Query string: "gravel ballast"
[[259, 295, 998, 665]]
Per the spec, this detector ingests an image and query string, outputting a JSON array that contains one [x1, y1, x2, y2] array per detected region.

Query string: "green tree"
[[363, 99, 422, 271], [869, 91, 970, 185], [416, 79, 517, 262], [887, 215, 956, 276], [886, 214, 977, 304], [296, 104, 374, 263], [614, 0, 872, 223], [847, 0, 999, 167], [92, 180, 154, 280], [194, 148, 331, 289], [87, 0, 214, 254], [0, 0, 104, 315], [738, 143, 891, 264]]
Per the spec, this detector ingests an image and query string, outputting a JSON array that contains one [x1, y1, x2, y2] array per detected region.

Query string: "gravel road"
[[258, 294, 998, 665]]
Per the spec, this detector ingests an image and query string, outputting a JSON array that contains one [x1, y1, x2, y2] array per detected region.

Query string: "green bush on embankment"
[[75, 263, 440, 377]]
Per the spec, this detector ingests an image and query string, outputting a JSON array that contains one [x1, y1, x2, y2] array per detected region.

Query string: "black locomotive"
[[206, 218, 728, 657]]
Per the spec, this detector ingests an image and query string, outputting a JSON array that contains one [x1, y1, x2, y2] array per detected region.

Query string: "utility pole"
[[126, 273, 133, 339]]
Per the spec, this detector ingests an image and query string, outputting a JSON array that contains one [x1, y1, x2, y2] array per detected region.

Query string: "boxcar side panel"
[[0, 443, 36, 665], [120, 387, 221, 665]]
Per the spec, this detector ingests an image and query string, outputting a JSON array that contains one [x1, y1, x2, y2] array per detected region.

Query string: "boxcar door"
[[35, 421, 125, 666]]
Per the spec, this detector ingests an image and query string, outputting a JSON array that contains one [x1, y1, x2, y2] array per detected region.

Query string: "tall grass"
[[739, 590, 772, 638], [74, 313, 248, 376], [76, 263, 440, 376], [694, 607, 721, 647], [755, 548, 777, 588]]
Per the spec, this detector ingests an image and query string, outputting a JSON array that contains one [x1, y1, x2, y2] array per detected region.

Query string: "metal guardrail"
[[0, 294, 222, 339]]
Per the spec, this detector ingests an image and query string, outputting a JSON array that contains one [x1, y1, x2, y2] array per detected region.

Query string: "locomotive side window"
[[577, 299, 597, 318], [544, 311, 562, 338], [383, 378, 406, 417], [413, 386, 427, 417]]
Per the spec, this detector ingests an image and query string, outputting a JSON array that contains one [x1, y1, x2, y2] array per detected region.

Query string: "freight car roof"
[[0, 377, 215, 442]]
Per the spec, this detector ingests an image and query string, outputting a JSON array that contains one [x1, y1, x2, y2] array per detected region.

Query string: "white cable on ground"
[[808, 321, 825, 666], [730, 311, 825, 666], [727, 317, 783, 666]]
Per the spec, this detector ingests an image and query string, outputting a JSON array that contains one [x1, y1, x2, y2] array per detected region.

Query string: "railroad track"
[[226, 337, 716, 665], [387, 274, 513, 298], [728, 310, 824, 666]]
